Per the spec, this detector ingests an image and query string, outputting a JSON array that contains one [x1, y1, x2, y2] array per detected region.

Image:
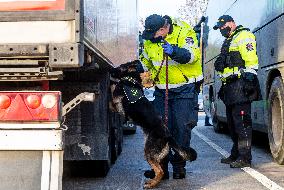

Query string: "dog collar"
[[121, 76, 140, 85]]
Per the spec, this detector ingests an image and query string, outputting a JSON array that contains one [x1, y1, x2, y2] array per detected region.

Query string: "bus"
[[202, 0, 284, 164]]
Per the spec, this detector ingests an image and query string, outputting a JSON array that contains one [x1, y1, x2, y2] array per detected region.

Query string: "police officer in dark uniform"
[[213, 15, 261, 168]]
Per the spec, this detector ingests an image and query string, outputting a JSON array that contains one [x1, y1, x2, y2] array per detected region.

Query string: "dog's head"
[[109, 60, 144, 115], [110, 60, 142, 80]]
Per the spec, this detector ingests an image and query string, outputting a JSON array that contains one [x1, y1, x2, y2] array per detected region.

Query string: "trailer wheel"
[[268, 76, 284, 165]]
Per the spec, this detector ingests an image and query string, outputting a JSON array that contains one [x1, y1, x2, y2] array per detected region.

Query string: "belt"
[[156, 75, 203, 89], [221, 74, 240, 84]]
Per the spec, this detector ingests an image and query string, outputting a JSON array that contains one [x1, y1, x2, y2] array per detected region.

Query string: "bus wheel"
[[268, 76, 284, 165]]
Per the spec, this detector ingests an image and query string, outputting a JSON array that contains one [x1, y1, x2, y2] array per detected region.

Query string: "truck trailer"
[[0, 0, 138, 189]]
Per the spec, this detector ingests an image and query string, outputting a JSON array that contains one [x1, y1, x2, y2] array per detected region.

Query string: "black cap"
[[142, 14, 165, 40], [213, 15, 234, 30]]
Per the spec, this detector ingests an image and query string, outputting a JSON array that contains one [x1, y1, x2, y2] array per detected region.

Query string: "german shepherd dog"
[[110, 60, 197, 189]]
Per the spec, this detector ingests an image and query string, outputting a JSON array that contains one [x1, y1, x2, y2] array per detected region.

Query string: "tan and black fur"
[[110, 60, 197, 189]]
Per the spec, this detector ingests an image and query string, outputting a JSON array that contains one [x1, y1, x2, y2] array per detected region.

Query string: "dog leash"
[[153, 47, 169, 128], [152, 41, 169, 128]]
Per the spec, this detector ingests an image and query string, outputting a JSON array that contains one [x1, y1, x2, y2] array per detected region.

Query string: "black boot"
[[205, 122, 213, 126], [144, 169, 169, 179], [230, 159, 251, 168], [221, 155, 237, 164], [173, 167, 186, 179], [205, 116, 212, 126], [173, 172, 185, 179]]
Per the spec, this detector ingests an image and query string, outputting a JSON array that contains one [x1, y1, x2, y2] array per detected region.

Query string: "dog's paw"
[[144, 180, 157, 189]]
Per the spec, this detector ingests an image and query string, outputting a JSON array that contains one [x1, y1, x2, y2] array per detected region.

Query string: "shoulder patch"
[[246, 43, 254, 51], [186, 37, 194, 46]]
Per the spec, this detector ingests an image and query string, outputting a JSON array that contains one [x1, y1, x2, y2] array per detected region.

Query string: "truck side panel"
[[84, 0, 138, 66], [0, 0, 138, 68]]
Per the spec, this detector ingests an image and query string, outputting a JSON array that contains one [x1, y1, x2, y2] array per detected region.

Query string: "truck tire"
[[268, 76, 284, 164]]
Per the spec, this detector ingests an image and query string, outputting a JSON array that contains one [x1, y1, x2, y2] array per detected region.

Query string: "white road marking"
[[193, 129, 284, 190]]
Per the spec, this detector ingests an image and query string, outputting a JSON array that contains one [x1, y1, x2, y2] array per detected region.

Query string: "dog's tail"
[[167, 137, 197, 162]]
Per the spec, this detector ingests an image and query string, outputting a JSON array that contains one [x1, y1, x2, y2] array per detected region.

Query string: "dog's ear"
[[125, 60, 144, 73], [110, 67, 123, 79], [110, 60, 144, 79]]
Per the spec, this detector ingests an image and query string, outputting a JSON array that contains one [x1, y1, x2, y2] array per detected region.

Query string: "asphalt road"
[[63, 112, 284, 190]]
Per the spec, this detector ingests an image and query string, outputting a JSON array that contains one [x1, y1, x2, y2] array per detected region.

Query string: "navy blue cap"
[[213, 15, 234, 30], [142, 14, 165, 40]]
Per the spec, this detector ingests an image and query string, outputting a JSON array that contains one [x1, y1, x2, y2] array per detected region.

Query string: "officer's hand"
[[162, 42, 173, 55], [214, 56, 225, 72]]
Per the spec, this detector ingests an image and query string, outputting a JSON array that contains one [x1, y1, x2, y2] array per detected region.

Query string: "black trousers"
[[226, 103, 252, 162], [153, 83, 198, 173]]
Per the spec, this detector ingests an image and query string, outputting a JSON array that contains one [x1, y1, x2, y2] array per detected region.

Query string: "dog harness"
[[121, 76, 145, 103]]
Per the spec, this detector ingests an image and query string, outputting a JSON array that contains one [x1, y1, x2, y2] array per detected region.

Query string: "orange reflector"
[[0, 95, 11, 109], [26, 95, 41, 109]]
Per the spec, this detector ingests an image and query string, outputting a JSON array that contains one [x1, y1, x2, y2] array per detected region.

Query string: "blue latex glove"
[[162, 42, 173, 55]]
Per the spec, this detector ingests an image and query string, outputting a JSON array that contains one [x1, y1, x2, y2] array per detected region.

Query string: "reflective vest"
[[219, 27, 258, 80], [140, 18, 203, 89]]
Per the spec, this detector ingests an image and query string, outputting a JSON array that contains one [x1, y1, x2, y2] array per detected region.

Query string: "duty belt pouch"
[[223, 79, 249, 105], [241, 73, 260, 102]]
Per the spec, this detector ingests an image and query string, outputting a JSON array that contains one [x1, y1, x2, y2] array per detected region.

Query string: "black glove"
[[214, 55, 226, 72], [241, 72, 259, 101]]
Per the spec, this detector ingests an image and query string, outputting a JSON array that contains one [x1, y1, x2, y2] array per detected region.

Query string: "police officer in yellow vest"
[[140, 14, 202, 179], [213, 15, 261, 168]]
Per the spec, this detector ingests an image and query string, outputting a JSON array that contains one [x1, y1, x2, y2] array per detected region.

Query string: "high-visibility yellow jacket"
[[219, 26, 258, 79], [140, 18, 203, 89]]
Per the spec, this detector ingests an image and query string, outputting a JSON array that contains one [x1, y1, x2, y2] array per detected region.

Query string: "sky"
[[138, 0, 186, 19]]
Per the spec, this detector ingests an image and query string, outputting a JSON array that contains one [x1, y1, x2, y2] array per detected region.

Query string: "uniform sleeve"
[[179, 27, 201, 64], [169, 46, 191, 64], [139, 50, 158, 77], [238, 32, 258, 70]]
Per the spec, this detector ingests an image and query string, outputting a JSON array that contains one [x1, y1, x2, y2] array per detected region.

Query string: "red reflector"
[[240, 111, 245, 115], [0, 95, 11, 109], [5, 94, 33, 121], [0, 92, 61, 122], [26, 95, 41, 109]]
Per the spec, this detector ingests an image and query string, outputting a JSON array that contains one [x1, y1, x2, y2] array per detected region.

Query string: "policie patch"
[[185, 37, 194, 46], [246, 43, 254, 51]]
